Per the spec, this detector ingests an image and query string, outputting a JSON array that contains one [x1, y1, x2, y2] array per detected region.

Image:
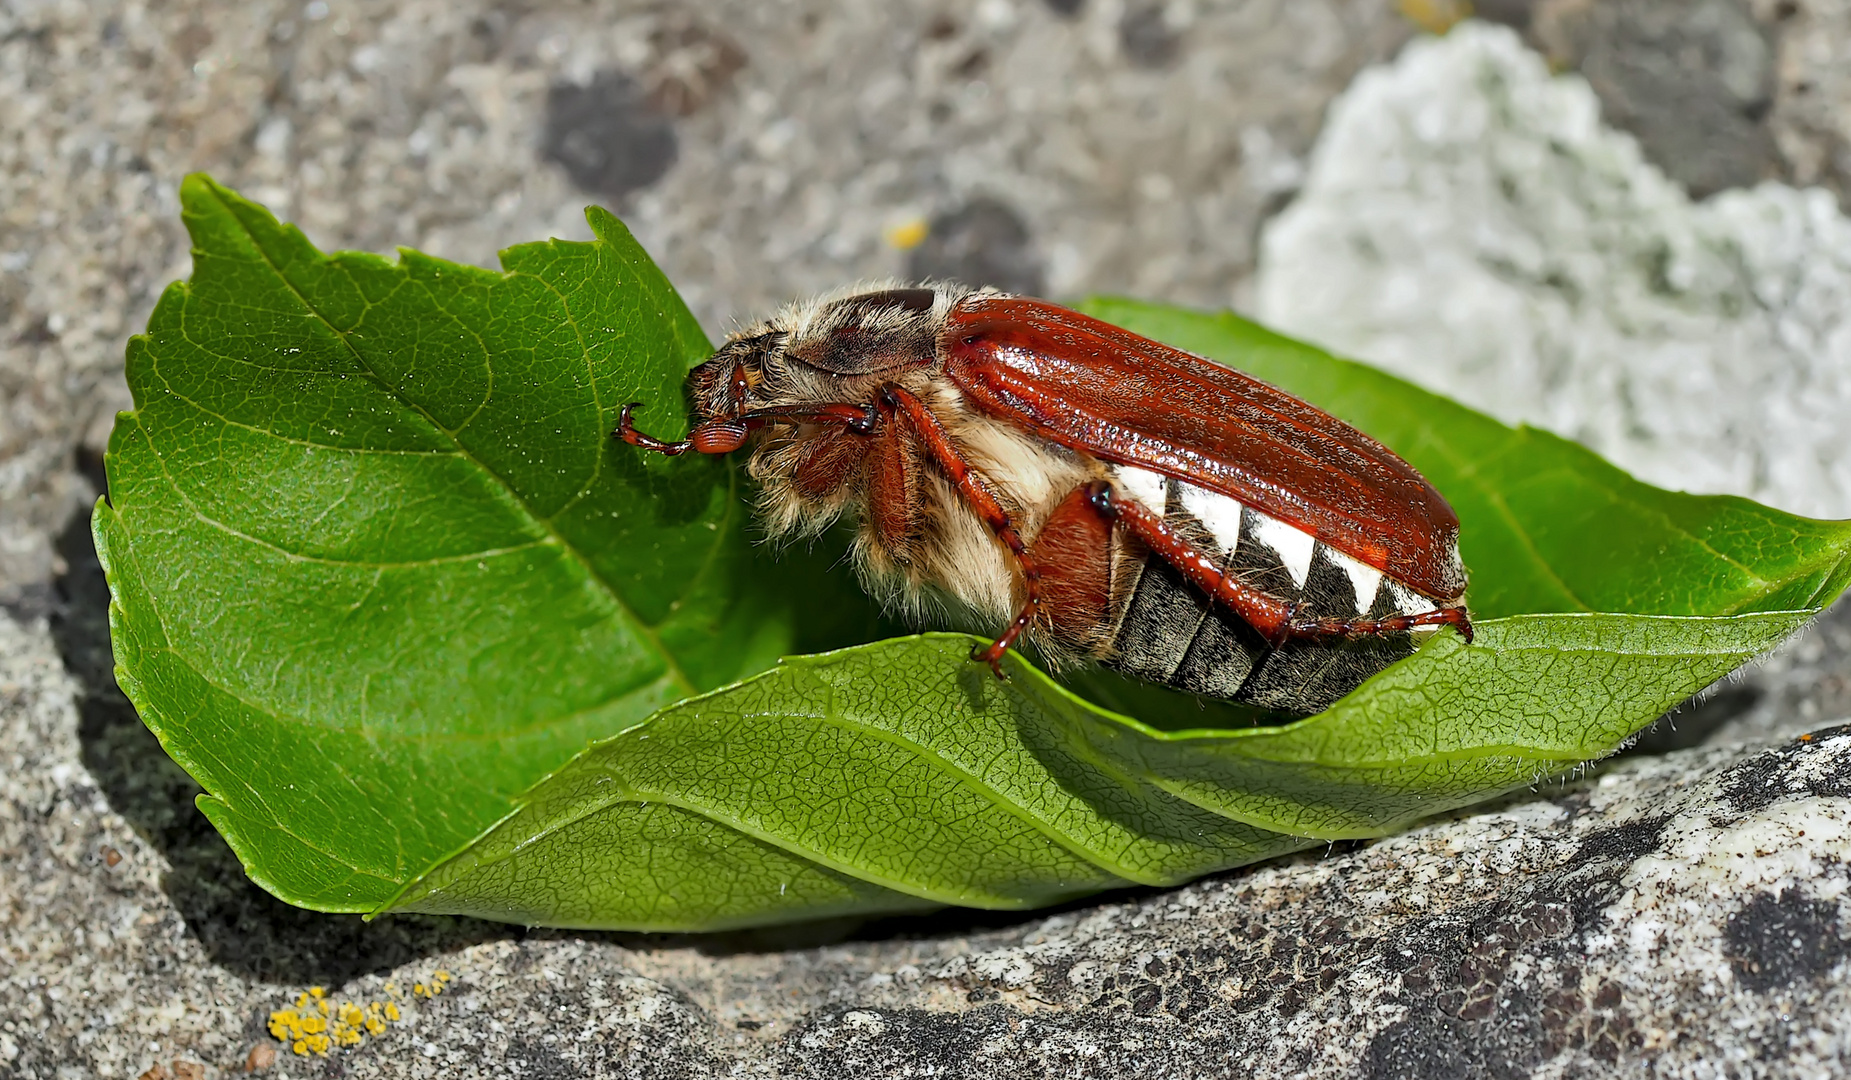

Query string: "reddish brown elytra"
[[619, 284, 1471, 714]]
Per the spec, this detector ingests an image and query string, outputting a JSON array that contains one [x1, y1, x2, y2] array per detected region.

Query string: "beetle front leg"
[[617, 400, 879, 456], [878, 386, 1041, 679]]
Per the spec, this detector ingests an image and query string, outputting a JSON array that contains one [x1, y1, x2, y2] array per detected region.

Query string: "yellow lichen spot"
[[884, 218, 929, 251], [268, 1009, 302, 1041], [1397, 0, 1471, 34], [272, 988, 412, 1056], [435, 970, 452, 984], [413, 982, 430, 998], [383, 982, 398, 995]]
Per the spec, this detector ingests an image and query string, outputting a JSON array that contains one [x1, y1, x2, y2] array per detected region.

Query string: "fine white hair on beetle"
[[1385, 579, 1437, 618]]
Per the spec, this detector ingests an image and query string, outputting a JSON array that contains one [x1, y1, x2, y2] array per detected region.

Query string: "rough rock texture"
[[1256, 22, 1851, 523], [6, 2, 1851, 1078], [1479, 0, 1851, 210]]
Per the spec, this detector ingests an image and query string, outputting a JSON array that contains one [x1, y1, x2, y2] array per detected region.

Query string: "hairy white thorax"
[[873, 382, 1094, 626]]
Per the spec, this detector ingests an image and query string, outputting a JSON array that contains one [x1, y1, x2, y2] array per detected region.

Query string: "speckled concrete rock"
[[1482, 0, 1851, 210], [1250, 20, 1851, 755], [0, 0, 1414, 617]]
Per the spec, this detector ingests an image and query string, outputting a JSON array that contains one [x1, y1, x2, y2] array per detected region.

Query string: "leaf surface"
[[95, 176, 876, 910], [102, 181, 1851, 927], [388, 613, 1801, 928]]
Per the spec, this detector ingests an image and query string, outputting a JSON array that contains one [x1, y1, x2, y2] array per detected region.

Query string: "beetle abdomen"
[[1104, 467, 1447, 713]]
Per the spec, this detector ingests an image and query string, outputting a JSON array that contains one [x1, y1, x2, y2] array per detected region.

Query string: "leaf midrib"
[[213, 185, 706, 698]]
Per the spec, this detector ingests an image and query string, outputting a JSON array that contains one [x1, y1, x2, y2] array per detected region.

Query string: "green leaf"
[[387, 614, 1798, 929], [102, 180, 1851, 930], [94, 175, 878, 911]]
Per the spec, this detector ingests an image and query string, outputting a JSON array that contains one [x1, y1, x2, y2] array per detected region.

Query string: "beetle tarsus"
[[616, 402, 695, 456], [970, 641, 1011, 681], [1282, 605, 1474, 644]]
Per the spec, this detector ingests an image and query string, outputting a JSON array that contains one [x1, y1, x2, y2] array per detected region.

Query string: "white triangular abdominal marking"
[[1178, 482, 1244, 554], [1385, 579, 1432, 616], [1249, 513, 1317, 589], [1115, 466, 1168, 514], [1322, 546, 1384, 613]]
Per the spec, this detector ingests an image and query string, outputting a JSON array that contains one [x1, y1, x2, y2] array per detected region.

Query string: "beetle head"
[[689, 283, 994, 421], [688, 331, 781, 422]]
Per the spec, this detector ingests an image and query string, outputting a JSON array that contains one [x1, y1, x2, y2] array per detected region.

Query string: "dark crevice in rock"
[[1117, 3, 1179, 69], [1723, 745, 1805, 815], [1720, 727, 1851, 815], [1569, 816, 1670, 866], [847, 884, 1170, 945], [1724, 889, 1851, 994], [541, 69, 679, 202], [1471, 0, 1539, 29], [1503, 0, 1785, 199], [1363, 993, 1559, 1080]]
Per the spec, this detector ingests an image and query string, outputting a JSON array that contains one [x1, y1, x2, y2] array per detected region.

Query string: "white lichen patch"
[[1590, 797, 1851, 999], [1257, 22, 1851, 521]]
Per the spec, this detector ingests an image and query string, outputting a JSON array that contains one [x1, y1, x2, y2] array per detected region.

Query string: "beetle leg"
[[1021, 484, 1119, 656], [1285, 606, 1475, 645], [877, 386, 1041, 679], [617, 400, 878, 456], [1083, 479, 1472, 646]]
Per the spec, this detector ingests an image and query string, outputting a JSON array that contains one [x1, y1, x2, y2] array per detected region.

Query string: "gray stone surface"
[[5, 2, 1851, 1078], [1250, 21, 1851, 758], [1508, 0, 1851, 211]]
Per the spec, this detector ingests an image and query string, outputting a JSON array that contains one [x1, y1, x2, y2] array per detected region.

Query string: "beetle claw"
[[969, 642, 1011, 681]]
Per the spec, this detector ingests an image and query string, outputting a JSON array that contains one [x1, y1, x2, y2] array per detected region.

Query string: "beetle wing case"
[[619, 284, 1469, 715]]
